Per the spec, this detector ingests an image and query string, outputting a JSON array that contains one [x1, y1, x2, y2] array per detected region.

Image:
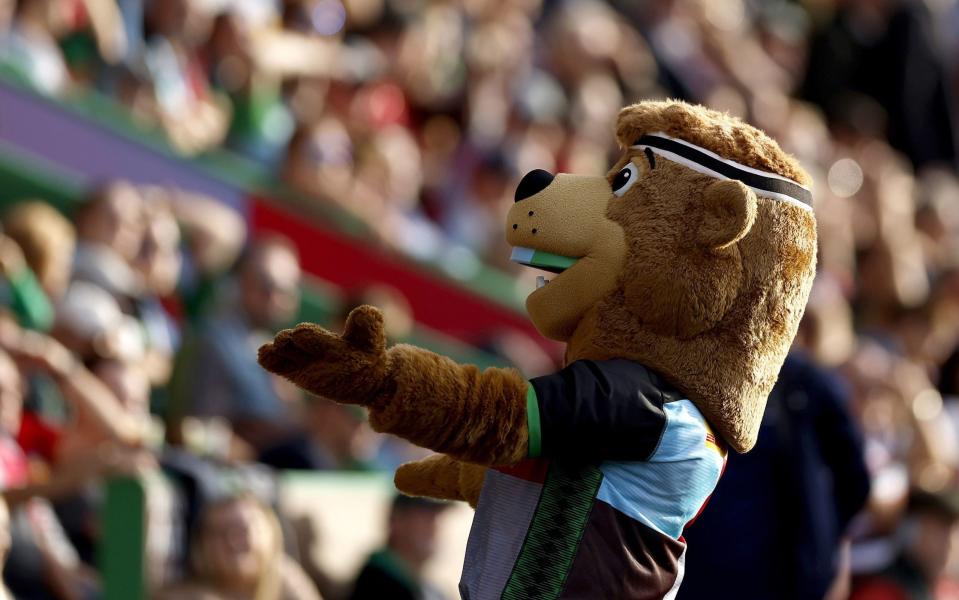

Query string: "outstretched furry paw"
[[258, 305, 390, 405]]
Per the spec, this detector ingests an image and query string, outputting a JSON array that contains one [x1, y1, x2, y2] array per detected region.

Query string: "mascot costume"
[[258, 100, 817, 599]]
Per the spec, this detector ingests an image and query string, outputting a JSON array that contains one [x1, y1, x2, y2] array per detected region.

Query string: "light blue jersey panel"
[[596, 399, 726, 539]]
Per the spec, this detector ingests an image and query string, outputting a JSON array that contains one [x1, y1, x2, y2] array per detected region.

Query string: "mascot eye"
[[612, 162, 639, 197]]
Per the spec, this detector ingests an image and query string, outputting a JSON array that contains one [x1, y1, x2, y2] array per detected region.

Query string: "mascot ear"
[[697, 179, 758, 250]]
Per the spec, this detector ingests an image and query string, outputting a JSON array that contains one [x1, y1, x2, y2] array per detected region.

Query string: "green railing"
[[101, 477, 148, 600], [0, 142, 86, 212]]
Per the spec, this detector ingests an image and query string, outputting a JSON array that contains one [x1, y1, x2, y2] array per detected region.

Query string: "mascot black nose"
[[514, 169, 555, 202]]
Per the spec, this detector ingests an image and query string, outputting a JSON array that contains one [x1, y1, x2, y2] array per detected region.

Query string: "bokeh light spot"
[[312, 0, 347, 36], [827, 158, 864, 198], [913, 388, 943, 421]]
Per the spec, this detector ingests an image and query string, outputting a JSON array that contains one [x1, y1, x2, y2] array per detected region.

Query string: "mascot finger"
[[342, 305, 387, 353]]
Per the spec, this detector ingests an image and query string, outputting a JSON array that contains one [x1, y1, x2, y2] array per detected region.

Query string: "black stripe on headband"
[[634, 135, 813, 207]]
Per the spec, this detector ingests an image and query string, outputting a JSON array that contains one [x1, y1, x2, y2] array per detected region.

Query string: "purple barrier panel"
[[0, 82, 246, 211]]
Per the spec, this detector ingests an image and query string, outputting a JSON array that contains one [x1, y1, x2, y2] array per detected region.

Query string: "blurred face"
[[208, 14, 252, 91], [0, 354, 22, 435], [909, 512, 959, 582], [240, 245, 301, 329], [472, 167, 510, 205], [0, 0, 12, 30], [5, 204, 76, 301], [41, 235, 74, 301], [82, 183, 145, 262], [147, 0, 188, 37], [308, 400, 369, 459], [285, 120, 354, 200], [136, 208, 182, 296], [93, 360, 150, 418], [390, 508, 441, 568], [375, 128, 423, 207], [209, 13, 248, 61], [199, 498, 273, 589]]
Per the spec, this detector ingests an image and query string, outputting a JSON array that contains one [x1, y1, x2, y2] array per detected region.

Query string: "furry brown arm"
[[370, 344, 529, 465], [258, 306, 529, 466]]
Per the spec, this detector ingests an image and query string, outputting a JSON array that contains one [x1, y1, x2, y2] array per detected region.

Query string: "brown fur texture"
[[258, 306, 393, 404], [394, 454, 466, 502], [258, 305, 529, 466], [576, 102, 816, 452], [369, 344, 528, 465], [615, 100, 811, 187], [394, 455, 487, 508], [457, 461, 487, 507], [698, 179, 758, 250], [505, 100, 816, 452]]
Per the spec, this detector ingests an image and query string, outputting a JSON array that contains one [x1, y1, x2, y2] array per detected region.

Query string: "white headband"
[[631, 132, 813, 211]]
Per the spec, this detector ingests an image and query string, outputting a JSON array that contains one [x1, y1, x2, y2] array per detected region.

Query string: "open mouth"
[[510, 247, 579, 289]]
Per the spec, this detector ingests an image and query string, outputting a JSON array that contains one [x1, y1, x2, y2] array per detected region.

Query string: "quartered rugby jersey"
[[459, 359, 727, 600]]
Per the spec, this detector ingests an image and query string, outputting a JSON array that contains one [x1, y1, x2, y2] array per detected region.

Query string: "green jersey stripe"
[[501, 463, 603, 599], [526, 385, 542, 458]]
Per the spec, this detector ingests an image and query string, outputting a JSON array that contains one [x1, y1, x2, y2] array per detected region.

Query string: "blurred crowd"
[[0, 0, 955, 599], [0, 176, 452, 599]]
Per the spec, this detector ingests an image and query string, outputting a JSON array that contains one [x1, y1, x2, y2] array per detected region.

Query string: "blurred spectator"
[[0, 232, 53, 333], [802, 0, 957, 169], [258, 397, 377, 472], [282, 117, 354, 208], [437, 150, 514, 261], [2, 201, 75, 329], [52, 354, 152, 459], [135, 204, 181, 384], [72, 180, 145, 301], [348, 495, 448, 600], [851, 489, 959, 600], [158, 493, 320, 600], [51, 280, 144, 369], [0, 0, 70, 95], [2, 202, 74, 301], [161, 188, 246, 322], [680, 351, 871, 600], [140, 0, 231, 155], [169, 235, 302, 454], [204, 10, 294, 165], [2, 310, 154, 573], [0, 346, 106, 600], [0, 322, 148, 497]]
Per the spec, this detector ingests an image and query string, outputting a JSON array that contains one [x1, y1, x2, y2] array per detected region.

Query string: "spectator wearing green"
[[1, 201, 75, 331]]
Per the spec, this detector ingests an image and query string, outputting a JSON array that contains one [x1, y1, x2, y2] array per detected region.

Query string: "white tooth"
[[536, 275, 546, 289]]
